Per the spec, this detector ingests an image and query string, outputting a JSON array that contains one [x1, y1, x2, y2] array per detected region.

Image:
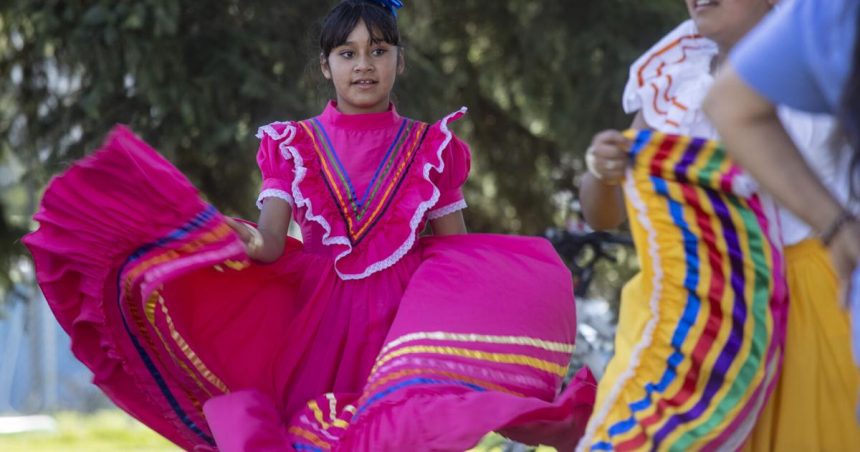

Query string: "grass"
[[469, 433, 558, 451], [0, 411, 557, 451], [0, 411, 179, 452]]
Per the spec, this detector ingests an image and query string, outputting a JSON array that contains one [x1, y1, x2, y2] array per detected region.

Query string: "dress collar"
[[319, 101, 402, 130]]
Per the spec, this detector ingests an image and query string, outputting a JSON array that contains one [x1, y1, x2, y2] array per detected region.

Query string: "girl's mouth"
[[694, 0, 719, 9], [352, 79, 378, 86]]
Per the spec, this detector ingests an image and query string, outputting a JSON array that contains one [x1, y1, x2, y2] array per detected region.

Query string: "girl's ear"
[[320, 53, 332, 80], [397, 48, 405, 75]]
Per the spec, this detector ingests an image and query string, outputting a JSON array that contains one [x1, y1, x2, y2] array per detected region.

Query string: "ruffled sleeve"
[[427, 134, 471, 220], [255, 122, 297, 209]]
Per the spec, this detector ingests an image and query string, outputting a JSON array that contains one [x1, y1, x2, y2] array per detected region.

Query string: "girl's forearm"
[[430, 210, 467, 236], [250, 198, 293, 263], [252, 227, 287, 263]]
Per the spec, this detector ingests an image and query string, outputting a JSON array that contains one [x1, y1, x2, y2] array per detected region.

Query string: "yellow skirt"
[[745, 239, 860, 451]]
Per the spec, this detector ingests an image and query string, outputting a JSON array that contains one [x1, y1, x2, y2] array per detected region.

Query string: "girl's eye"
[[372, 48, 387, 57], [339, 50, 354, 58]]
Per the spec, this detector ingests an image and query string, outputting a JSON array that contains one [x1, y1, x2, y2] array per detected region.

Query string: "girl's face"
[[321, 20, 404, 115], [686, 0, 776, 50]]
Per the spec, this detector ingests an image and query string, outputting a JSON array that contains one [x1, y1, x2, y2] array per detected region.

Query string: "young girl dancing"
[[24, 1, 595, 450]]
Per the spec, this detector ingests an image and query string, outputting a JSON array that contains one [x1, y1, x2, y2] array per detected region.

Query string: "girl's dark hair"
[[319, 0, 401, 57], [843, 8, 860, 199]]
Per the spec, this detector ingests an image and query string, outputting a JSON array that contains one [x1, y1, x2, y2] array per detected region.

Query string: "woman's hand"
[[579, 113, 645, 231], [579, 125, 639, 231], [825, 219, 860, 307], [586, 130, 631, 186]]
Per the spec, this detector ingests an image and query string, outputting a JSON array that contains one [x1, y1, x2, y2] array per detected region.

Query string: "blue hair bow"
[[367, 0, 404, 16]]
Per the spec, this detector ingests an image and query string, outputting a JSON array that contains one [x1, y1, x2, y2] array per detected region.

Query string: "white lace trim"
[[575, 169, 663, 451], [256, 189, 295, 210], [256, 121, 294, 141], [427, 199, 468, 220], [256, 107, 468, 281]]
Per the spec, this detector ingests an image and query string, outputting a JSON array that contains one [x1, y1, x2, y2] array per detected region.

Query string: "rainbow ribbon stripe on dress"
[[116, 206, 242, 447], [578, 130, 788, 451]]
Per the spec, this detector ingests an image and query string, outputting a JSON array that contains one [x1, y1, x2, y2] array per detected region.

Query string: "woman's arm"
[[430, 211, 467, 236], [704, 65, 860, 284], [579, 112, 647, 230], [704, 66, 843, 229], [227, 198, 292, 263]]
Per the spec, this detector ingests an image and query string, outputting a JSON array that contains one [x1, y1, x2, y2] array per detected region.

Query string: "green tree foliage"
[[0, 0, 687, 286]]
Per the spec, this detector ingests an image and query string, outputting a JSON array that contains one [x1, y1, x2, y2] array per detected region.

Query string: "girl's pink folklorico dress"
[[23, 102, 596, 451]]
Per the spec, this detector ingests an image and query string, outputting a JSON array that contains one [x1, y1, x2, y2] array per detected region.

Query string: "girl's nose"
[[354, 54, 373, 72]]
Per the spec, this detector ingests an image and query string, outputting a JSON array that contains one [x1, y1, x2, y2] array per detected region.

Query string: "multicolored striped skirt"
[[577, 130, 788, 451]]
